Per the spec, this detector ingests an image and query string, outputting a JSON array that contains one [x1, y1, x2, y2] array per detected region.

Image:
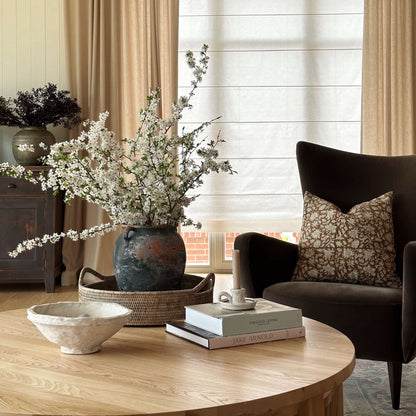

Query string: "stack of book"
[[166, 298, 305, 350]]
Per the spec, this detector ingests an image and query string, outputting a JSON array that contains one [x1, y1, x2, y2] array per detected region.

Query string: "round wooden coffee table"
[[0, 309, 354, 416]]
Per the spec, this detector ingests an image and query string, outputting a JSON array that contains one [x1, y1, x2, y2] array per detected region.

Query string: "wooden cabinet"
[[0, 167, 64, 292]]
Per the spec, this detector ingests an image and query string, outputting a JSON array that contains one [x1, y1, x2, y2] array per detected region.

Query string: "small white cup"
[[218, 288, 246, 305]]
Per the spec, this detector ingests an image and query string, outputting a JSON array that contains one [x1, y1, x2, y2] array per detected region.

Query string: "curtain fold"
[[62, 0, 179, 285], [361, 0, 416, 155]]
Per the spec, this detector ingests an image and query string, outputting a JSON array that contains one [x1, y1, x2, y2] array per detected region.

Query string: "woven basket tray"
[[78, 267, 215, 326]]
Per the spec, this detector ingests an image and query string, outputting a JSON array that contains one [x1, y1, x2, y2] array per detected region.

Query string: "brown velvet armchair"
[[235, 141, 416, 409]]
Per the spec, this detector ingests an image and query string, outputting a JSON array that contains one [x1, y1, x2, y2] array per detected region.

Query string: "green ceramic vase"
[[12, 126, 55, 166]]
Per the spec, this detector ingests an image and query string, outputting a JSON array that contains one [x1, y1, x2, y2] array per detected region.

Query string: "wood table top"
[[0, 308, 355, 416]]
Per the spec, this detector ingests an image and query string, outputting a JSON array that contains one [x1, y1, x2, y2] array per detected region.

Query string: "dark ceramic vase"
[[113, 226, 186, 291], [12, 127, 55, 165]]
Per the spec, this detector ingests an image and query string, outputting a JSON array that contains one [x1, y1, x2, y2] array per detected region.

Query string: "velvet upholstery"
[[235, 141, 416, 409]]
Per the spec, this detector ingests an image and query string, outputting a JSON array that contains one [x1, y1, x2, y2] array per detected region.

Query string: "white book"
[[166, 320, 306, 350], [185, 298, 302, 336]]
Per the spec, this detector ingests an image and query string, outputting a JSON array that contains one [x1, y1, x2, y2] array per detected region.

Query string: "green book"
[[185, 298, 302, 336]]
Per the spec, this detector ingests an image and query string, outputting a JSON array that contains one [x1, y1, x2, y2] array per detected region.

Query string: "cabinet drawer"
[[0, 176, 43, 196]]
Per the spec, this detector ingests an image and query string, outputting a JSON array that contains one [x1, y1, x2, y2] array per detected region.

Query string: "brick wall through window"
[[181, 232, 209, 265], [225, 232, 300, 260], [182, 232, 301, 265]]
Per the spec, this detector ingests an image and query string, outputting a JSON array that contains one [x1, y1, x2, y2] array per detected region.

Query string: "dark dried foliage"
[[0, 83, 81, 128]]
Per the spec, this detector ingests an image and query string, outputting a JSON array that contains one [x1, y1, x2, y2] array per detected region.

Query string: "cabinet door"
[[0, 198, 46, 280]]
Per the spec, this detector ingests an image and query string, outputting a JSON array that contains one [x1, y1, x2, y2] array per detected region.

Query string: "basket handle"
[[79, 268, 215, 293], [189, 273, 215, 294], [79, 267, 115, 288]]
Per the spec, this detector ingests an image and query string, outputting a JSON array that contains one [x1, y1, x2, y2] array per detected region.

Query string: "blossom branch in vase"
[[0, 44, 236, 257]]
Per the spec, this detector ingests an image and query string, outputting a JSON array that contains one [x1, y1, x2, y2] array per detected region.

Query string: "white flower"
[[311, 230, 321, 239], [325, 224, 337, 233], [0, 45, 235, 257], [17, 144, 35, 152], [323, 264, 335, 275], [343, 248, 354, 258]]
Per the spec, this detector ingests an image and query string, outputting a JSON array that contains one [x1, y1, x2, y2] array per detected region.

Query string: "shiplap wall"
[[0, 0, 68, 163]]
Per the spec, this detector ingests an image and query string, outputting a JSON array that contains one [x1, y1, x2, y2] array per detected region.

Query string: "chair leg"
[[387, 361, 402, 410]]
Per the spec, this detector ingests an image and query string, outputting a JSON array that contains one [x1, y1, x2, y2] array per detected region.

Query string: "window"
[[180, 1, 364, 271], [182, 232, 209, 266]]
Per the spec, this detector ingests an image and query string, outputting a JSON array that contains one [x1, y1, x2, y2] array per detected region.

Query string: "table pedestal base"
[[208, 384, 343, 416]]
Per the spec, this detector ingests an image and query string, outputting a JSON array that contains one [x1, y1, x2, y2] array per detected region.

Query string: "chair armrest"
[[402, 241, 416, 362], [234, 232, 299, 298]]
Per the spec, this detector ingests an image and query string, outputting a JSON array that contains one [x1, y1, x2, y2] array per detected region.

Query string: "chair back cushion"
[[296, 141, 416, 279]]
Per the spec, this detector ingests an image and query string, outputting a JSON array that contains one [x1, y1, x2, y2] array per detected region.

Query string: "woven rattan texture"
[[79, 270, 214, 326]]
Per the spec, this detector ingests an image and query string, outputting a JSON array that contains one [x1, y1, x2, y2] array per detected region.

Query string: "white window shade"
[[179, 0, 364, 233]]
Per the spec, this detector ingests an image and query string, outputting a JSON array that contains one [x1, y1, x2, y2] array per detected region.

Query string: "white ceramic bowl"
[[27, 301, 132, 354]]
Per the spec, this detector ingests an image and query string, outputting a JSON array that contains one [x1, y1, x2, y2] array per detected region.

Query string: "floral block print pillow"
[[291, 191, 402, 288]]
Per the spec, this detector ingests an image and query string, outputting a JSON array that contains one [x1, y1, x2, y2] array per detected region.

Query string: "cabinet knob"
[[7, 183, 16, 189]]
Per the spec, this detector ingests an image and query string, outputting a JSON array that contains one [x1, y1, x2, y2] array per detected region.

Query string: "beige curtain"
[[61, 0, 179, 285], [361, 0, 416, 155]]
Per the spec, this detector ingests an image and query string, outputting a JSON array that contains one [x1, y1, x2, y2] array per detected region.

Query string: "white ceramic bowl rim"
[[27, 301, 132, 326]]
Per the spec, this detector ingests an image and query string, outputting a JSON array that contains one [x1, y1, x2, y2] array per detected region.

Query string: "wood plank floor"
[[0, 274, 233, 312], [0, 283, 78, 312]]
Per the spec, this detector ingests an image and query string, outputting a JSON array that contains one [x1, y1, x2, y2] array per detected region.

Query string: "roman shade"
[[178, 1, 364, 232]]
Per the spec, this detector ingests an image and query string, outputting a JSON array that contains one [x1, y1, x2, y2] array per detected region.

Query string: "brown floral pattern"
[[291, 191, 402, 288]]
